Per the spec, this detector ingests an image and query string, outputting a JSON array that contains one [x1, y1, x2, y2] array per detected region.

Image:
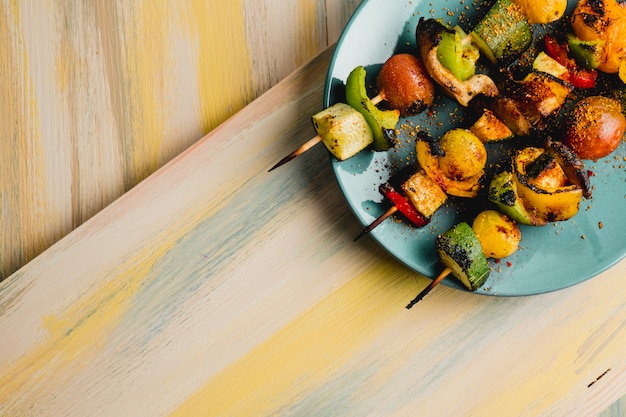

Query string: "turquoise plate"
[[325, 0, 626, 296]]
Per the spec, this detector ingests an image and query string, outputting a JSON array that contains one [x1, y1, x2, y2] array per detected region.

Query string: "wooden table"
[[1, 44, 626, 416], [0, 0, 361, 281]]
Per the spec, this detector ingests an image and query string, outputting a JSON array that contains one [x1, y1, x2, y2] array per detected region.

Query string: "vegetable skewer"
[[405, 220, 489, 308], [272, 0, 625, 307], [407, 212, 520, 308], [355, 127, 488, 240], [268, 95, 383, 172], [354, 163, 451, 241], [269, 54, 435, 172]]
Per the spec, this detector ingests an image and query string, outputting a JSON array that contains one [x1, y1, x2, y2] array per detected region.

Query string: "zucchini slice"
[[470, 0, 533, 64], [435, 222, 490, 291], [311, 103, 374, 161]]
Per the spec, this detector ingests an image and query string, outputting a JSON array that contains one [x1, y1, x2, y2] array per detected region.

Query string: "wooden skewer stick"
[[268, 94, 384, 172], [353, 206, 397, 242], [405, 267, 452, 309], [268, 134, 322, 172], [370, 94, 384, 106]]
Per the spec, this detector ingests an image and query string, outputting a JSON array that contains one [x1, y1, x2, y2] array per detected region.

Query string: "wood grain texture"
[[2, 0, 624, 415], [326, 0, 364, 43], [602, 398, 626, 417], [1, 44, 625, 417], [0, 0, 363, 280]]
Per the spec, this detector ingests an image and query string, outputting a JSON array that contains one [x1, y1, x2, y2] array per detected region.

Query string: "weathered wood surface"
[[1, 41, 626, 416], [0, 0, 362, 280], [2, 0, 625, 415]]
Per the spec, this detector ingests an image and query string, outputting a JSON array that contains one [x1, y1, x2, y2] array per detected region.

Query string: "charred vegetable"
[[474, 95, 532, 136], [438, 128, 487, 181], [416, 129, 487, 198], [470, 0, 533, 64], [416, 18, 499, 107], [470, 109, 514, 142], [567, 34, 604, 70], [379, 182, 431, 228], [571, 0, 626, 74], [436, 24, 480, 81], [499, 50, 574, 128], [545, 139, 592, 198], [471, 52, 573, 137], [311, 103, 374, 161], [488, 171, 541, 225], [489, 141, 590, 225], [472, 210, 521, 259], [504, 71, 573, 126], [532, 51, 569, 80], [401, 170, 448, 218], [354, 168, 445, 240], [543, 35, 598, 89], [513, 147, 584, 223], [435, 222, 490, 291]]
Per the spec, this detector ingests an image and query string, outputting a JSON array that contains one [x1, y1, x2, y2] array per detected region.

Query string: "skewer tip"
[[353, 206, 398, 242], [353, 229, 369, 242], [268, 135, 322, 172], [268, 154, 296, 172], [405, 267, 452, 309]]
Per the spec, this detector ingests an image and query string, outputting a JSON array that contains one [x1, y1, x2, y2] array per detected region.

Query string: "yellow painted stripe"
[[293, 0, 323, 65], [0, 1, 47, 278], [115, 1, 170, 184], [190, 0, 254, 135], [170, 259, 415, 416], [0, 239, 173, 409], [91, 1, 254, 186], [0, 194, 219, 412]]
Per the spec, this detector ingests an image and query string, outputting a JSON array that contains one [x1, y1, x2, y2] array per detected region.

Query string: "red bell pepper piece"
[[544, 35, 570, 67], [353, 178, 430, 241], [379, 182, 429, 228], [543, 35, 597, 89], [568, 67, 597, 89]]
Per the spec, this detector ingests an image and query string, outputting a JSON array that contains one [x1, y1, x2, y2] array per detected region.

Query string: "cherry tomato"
[[563, 96, 626, 160], [377, 54, 435, 116]]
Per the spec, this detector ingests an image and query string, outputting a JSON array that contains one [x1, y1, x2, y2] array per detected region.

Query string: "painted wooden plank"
[[325, 0, 363, 44], [602, 398, 626, 417], [1, 45, 625, 417], [0, 0, 358, 280], [2, 0, 623, 414]]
